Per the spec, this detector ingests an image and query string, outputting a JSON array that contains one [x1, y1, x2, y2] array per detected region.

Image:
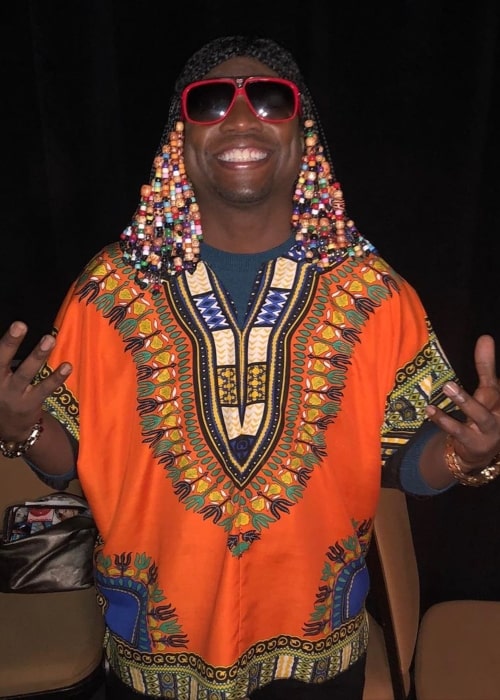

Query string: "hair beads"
[[291, 120, 369, 269], [121, 118, 372, 293], [120, 122, 202, 292]]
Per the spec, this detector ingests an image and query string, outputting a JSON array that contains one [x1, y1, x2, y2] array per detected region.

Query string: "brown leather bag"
[[0, 492, 96, 593]]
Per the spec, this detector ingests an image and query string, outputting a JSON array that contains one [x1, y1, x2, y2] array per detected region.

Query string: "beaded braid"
[[120, 122, 201, 293], [120, 36, 375, 292]]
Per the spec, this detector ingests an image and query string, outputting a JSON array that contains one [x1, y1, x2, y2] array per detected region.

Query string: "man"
[[0, 36, 499, 700]]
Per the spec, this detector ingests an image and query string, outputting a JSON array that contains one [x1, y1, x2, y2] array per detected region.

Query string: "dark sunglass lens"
[[246, 81, 296, 120], [186, 82, 234, 122]]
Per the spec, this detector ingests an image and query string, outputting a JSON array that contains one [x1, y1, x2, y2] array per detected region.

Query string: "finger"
[[0, 322, 29, 374], [441, 381, 498, 434], [474, 334, 498, 389], [25, 361, 73, 402], [426, 404, 500, 467], [9, 333, 58, 391], [9, 360, 73, 413], [425, 401, 491, 444]]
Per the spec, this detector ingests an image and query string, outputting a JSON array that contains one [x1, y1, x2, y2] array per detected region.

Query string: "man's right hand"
[[0, 321, 75, 474]]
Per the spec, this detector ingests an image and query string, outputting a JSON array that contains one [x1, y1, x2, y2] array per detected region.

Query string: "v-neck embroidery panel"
[[166, 255, 317, 487], [200, 236, 295, 327]]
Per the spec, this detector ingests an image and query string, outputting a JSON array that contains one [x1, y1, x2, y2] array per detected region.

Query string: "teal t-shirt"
[[200, 236, 294, 327]]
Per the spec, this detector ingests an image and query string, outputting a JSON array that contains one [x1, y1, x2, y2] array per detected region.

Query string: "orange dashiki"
[[42, 240, 457, 699]]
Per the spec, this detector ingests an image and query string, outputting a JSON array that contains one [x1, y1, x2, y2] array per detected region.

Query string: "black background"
[[2, 0, 500, 611]]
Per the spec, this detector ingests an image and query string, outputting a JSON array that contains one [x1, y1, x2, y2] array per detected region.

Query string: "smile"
[[218, 148, 267, 163]]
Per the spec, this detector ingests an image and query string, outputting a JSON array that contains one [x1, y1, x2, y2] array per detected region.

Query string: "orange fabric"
[[43, 243, 457, 698]]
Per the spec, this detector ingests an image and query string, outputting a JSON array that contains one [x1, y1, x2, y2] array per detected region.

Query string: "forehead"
[[203, 56, 279, 80]]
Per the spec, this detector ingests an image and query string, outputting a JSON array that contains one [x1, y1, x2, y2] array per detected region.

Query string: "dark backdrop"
[[2, 0, 500, 611]]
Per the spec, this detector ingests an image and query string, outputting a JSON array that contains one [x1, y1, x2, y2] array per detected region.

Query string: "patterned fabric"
[[42, 241, 457, 699]]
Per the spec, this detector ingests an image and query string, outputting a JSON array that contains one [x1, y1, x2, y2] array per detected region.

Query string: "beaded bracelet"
[[0, 420, 44, 459], [445, 435, 500, 487]]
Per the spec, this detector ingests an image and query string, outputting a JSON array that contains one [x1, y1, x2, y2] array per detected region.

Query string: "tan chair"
[[363, 487, 500, 700], [0, 454, 105, 699]]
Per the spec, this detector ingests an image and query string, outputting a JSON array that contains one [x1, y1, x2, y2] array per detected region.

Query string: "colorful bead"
[[120, 118, 373, 292]]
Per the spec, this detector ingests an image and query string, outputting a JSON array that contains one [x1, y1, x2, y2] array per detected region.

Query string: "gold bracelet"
[[445, 435, 500, 487], [0, 420, 44, 459]]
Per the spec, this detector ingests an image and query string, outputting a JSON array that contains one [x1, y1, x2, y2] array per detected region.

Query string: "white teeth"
[[219, 148, 266, 162]]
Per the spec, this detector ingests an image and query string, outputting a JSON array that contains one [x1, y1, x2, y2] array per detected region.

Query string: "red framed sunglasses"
[[181, 76, 301, 125]]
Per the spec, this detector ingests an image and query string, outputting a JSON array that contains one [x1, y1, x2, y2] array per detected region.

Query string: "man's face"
[[182, 56, 303, 208]]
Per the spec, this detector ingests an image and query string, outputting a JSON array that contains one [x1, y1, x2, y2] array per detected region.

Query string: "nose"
[[221, 94, 262, 129]]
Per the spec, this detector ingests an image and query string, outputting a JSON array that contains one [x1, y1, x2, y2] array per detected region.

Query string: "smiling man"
[[1, 36, 500, 700]]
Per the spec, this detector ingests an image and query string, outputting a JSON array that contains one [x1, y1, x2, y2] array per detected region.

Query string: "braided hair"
[[121, 35, 374, 292]]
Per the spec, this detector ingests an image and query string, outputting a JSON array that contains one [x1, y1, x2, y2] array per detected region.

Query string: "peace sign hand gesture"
[[425, 335, 500, 486]]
